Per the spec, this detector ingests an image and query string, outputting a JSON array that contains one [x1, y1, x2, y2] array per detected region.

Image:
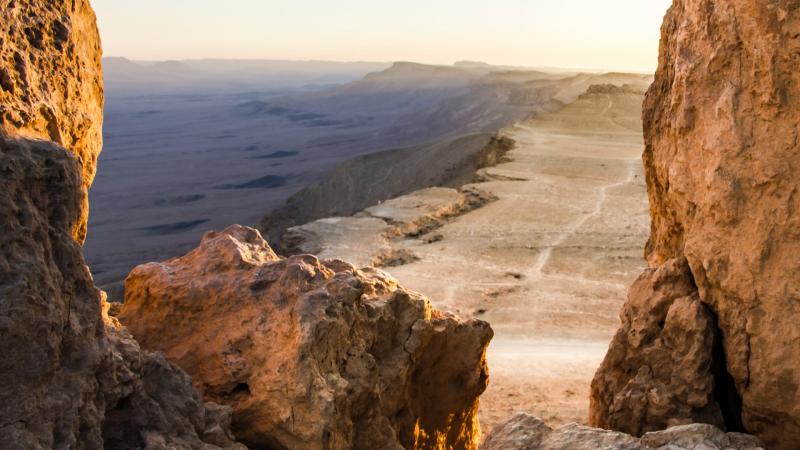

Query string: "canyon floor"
[[285, 87, 651, 434], [390, 89, 650, 433]]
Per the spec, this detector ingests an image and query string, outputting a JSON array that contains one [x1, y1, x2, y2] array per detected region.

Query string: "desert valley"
[[2, 1, 799, 450]]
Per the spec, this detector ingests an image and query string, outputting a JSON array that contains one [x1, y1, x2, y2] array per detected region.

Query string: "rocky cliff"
[[119, 225, 493, 450], [591, 1, 800, 448], [0, 2, 244, 448], [0, 136, 244, 449], [0, 0, 104, 243]]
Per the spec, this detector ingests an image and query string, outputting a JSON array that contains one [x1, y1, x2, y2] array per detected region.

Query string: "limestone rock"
[[590, 258, 725, 435], [120, 225, 493, 450], [0, 0, 104, 242], [483, 414, 764, 450], [0, 136, 244, 449], [589, 0, 800, 447]]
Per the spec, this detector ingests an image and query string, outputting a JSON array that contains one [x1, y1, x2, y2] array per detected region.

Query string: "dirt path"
[[384, 91, 651, 433]]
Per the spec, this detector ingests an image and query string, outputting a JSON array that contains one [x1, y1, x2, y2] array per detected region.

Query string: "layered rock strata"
[[282, 186, 494, 268], [120, 225, 493, 450], [591, 1, 800, 448]]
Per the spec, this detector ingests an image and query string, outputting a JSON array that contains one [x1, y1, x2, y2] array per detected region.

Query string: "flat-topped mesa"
[[0, 0, 104, 243], [591, 1, 800, 448], [119, 225, 493, 450]]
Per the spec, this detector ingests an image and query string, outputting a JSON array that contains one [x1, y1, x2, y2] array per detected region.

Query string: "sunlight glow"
[[93, 0, 672, 72]]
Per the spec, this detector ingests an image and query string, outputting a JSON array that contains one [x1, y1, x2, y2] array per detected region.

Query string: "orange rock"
[[0, 0, 104, 242], [593, 1, 800, 448], [120, 225, 493, 450]]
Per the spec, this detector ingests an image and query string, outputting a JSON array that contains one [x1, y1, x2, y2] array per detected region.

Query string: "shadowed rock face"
[[0, 0, 104, 243], [120, 225, 493, 450], [0, 136, 106, 448], [0, 137, 244, 449], [592, 1, 800, 448]]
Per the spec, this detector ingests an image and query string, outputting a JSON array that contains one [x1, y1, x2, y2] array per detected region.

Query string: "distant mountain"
[[102, 57, 392, 96]]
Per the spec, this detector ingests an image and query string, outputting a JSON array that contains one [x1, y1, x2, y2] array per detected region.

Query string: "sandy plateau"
[[285, 85, 651, 434]]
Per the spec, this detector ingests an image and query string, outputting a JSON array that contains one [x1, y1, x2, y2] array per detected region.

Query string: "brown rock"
[[120, 225, 493, 450], [0, 137, 245, 449], [0, 136, 105, 448], [483, 414, 765, 450], [0, 0, 104, 242], [590, 258, 724, 435], [101, 299, 246, 450], [593, 1, 800, 448]]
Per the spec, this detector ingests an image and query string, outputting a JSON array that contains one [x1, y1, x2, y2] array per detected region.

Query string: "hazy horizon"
[[93, 0, 672, 73]]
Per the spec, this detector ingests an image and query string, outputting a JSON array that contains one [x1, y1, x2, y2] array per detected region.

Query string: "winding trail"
[[385, 91, 651, 432], [528, 158, 637, 279]]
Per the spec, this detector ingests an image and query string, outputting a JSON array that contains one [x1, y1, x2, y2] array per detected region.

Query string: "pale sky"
[[93, 0, 672, 73]]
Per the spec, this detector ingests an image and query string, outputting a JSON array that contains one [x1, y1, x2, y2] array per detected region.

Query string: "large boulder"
[[589, 258, 725, 435], [592, 1, 800, 448], [483, 413, 764, 450], [0, 0, 104, 242], [0, 137, 244, 449], [119, 225, 493, 450]]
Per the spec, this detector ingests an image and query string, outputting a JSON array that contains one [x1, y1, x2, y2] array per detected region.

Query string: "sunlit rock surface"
[[591, 1, 800, 448], [120, 225, 493, 450], [0, 0, 104, 242]]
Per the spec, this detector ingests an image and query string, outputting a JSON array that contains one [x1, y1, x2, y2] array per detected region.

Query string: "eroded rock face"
[[0, 136, 105, 449], [590, 258, 725, 435], [593, 1, 800, 448], [120, 225, 493, 450], [101, 300, 246, 450], [0, 137, 245, 449], [0, 0, 104, 242], [483, 414, 765, 450]]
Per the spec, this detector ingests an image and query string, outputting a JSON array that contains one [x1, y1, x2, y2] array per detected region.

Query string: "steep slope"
[[591, 1, 800, 448], [260, 134, 513, 246]]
